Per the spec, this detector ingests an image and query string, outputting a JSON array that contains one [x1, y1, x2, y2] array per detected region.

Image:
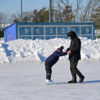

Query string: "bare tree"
[[9, 11, 33, 23], [23, 11, 33, 22], [72, 0, 83, 21], [55, 0, 75, 22], [9, 11, 21, 23], [0, 12, 4, 28], [55, 0, 100, 22], [79, 0, 100, 21], [53, 1, 62, 22], [0, 12, 9, 28]]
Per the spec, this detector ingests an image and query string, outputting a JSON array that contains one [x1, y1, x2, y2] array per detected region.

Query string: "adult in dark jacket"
[[45, 46, 67, 84], [67, 31, 85, 83]]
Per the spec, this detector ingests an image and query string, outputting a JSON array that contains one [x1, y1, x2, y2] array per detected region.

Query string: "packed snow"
[[0, 37, 100, 100], [0, 37, 100, 63]]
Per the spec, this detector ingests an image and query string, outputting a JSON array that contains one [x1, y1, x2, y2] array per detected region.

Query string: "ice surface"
[[0, 60, 100, 100]]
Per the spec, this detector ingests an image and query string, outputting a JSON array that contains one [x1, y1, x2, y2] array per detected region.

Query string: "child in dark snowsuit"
[[45, 46, 67, 85]]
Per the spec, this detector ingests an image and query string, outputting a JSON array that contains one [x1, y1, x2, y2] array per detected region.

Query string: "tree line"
[[0, 0, 100, 29]]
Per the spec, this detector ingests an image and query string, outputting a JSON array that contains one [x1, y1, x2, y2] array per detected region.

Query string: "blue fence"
[[16, 22, 95, 40]]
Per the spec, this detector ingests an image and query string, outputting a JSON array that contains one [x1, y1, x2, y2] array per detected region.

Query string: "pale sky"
[[0, 0, 49, 14], [0, 0, 87, 15]]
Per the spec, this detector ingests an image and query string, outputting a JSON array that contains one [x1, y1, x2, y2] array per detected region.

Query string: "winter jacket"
[[45, 51, 67, 67], [67, 31, 81, 61]]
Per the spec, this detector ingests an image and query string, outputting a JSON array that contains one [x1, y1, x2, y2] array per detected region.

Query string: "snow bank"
[[0, 38, 100, 63]]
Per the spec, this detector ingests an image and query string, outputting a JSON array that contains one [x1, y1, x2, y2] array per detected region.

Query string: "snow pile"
[[0, 37, 100, 63]]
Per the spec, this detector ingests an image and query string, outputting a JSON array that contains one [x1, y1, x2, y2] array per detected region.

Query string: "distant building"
[[95, 30, 100, 39], [3, 22, 95, 42]]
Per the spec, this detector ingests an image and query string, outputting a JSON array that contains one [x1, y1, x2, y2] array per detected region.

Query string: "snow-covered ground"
[[0, 38, 100, 100]]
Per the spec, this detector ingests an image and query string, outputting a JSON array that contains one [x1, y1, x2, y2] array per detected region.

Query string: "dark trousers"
[[45, 62, 52, 80], [70, 60, 83, 80]]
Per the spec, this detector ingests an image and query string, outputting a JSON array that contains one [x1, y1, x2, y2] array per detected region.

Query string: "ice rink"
[[0, 60, 100, 100]]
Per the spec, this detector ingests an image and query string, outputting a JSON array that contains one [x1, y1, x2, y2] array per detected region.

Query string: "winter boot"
[[68, 80, 77, 83], [68, 76, 77, 83], [79, 76, 85, 83], [46, 79, 54, 85]]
